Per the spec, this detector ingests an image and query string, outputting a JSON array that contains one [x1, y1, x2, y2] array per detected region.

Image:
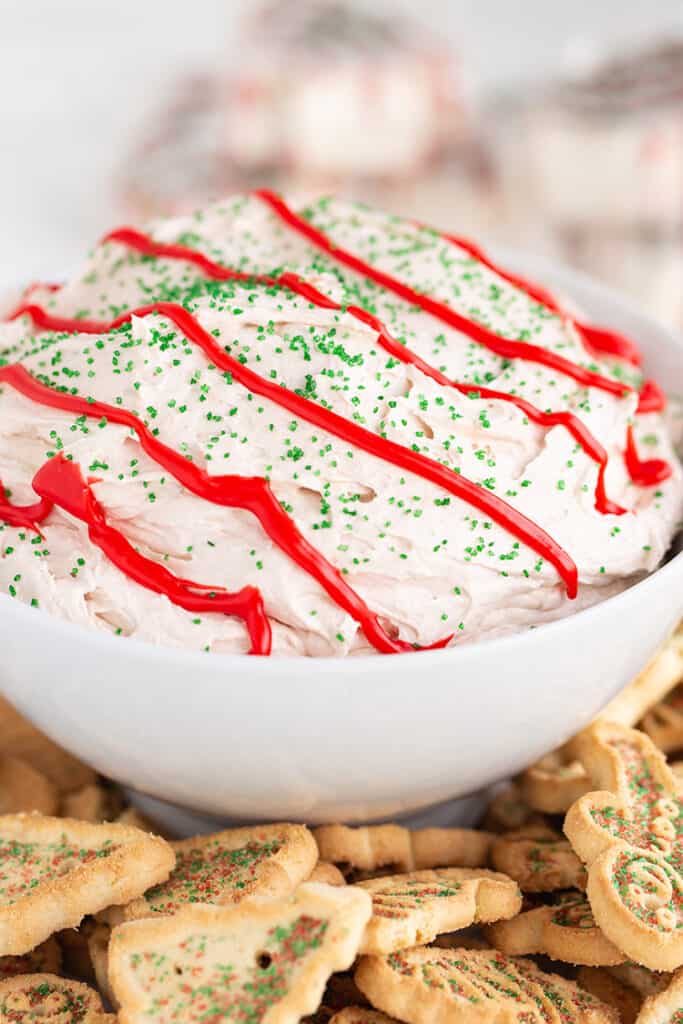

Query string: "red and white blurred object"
[[120, 0, 499, 236], [224, 0, 464, 180], [561, 232, 683, 339], [499, 36, 683, 333]]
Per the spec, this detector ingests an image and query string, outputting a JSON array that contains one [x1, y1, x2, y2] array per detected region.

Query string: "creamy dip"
[[0, 194, 681, 656]]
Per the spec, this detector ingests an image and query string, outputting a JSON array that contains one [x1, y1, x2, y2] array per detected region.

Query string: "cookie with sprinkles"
[[485, 890, 625, 965], [120, 823, 317, 921], [313, 825, 493, 878], [57, 922, 97, 983], [87, 923, 118, 1010], [520, 751, 592, 815], [355, 945, 618, 1023], [313, 826, 409, 877], [528, 627, 683, 816], [308, 863, 346, 887], [61, 783, 125, 824], [0, 813, 174, 956], [578, 960, 674, 1023], [481, 783, 545, 833], [356, 867, 521, 955], [634, 968, 683, 1024], [598, 626, 683, 730], [577, 967, 644, 1024], [330, 1008, 398, 1024], [564, 722, 683, 971], [0, 936, 61, 982], [531, 629, 683, 815], [610, 963, 675, 1000], [0, 972, 112, 1022], [491, 823, 587, 892], [540, 626, 683, 811], [641, 684, 683, 756], [0, 755, 58, 817], [109, 881, 372, 1024], [115, 806, 167, 836], [0, 697, 95, 795]]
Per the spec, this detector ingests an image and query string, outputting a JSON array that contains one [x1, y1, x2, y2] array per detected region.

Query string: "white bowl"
[[1, 254, 681, 825]]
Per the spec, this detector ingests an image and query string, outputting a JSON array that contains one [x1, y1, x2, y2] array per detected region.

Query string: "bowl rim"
[[1, 249, 682, 677]]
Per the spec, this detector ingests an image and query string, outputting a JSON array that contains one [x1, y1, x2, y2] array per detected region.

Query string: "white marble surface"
[[1, 0, 681, 282]]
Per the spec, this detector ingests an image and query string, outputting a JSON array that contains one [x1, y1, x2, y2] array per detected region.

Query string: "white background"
[[1, 0, 682, 280]]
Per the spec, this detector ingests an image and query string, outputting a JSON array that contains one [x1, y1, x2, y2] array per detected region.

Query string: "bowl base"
[[125, 788, 490, 838]]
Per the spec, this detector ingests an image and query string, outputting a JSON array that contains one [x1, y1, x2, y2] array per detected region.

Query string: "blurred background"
[[1, 0, 683, 332]]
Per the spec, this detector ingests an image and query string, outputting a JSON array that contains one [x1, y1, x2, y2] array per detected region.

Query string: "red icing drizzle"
[[50, 470, 271, 653], [0, 453, 271, 655], [0, 364, 440, 656], [3, 196, 674, 652], [104, 228, 257, 284], [0, 487, 51, 533], [439, 232, 666, 416], [254, 190, 671, 487], [255, 190, 642, 403], [7, 301, 577, 596], [624, 426, 671, 487], [102, 226, 630, 515], [22, 282, 62, 299], [441, 232, 643, 367], [637, 378, 667, 414], [347, 305, 628, 517]]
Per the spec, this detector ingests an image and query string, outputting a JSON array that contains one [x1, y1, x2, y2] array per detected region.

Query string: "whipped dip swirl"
[[0, 194, 681, 656]]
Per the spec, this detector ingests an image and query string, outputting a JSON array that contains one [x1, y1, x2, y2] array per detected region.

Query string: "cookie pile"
[[0, 627, 680, 1022]]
